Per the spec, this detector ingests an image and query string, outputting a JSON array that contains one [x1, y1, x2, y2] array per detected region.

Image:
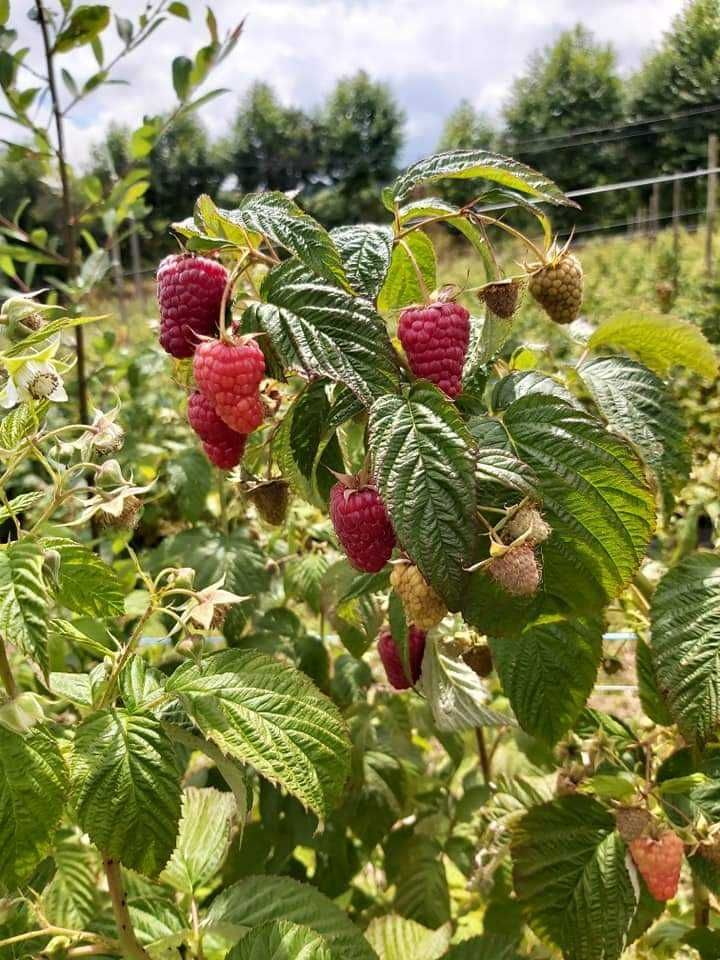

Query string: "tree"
[[504, 25, 627, 225], [436, 100, 497, 204]]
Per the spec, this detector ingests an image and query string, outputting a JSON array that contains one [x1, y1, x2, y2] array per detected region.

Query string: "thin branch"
[[475, 727, 491, 783], [0, 635, 17, 698], [103, 857, 151, 960]]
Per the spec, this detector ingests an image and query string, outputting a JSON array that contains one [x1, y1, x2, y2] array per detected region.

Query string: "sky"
[[3, 0, 686, 168]]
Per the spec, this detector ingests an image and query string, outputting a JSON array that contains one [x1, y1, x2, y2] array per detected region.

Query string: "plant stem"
[[34, 0, 88, 426], [397, 238, 430, 302], [0, 927, 110, 950], [0, 636, 17, 698], [694, 876, 711, 927], [98, 602, 155, 708], [103, 857, 151, 960], [475, 727, 491, 783], [190, 898, 205, 960]]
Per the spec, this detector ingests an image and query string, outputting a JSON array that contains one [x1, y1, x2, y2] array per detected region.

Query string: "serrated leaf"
[[464, 396, 655, 633], [511, 795, 637, 960], [492, 370, 581, 411], [204, 875, 377, 960], [129, 894, 188, 955], [274, 381, 335, 505], [636, 636, 673, 726], [245, 260, 399, 406], [166, 650, 351, 820], [0, 490, 44, 521], [0, 724, 68, 889], [119, 657, 166, 714], [579, 356, 690, 506], [445, 935, 522, 960], [70, 710, 182, 876], [387, 149, 574, 209], [369, 383, 476, 608], [650, 553, 720, 744], [490, 618, 602, 745], [44, 539, 124, 619], [160, 787, 237, 894], [0, 541, 48, 674], [49, 671, 93, 706], [588, 310, 717, 379], [656, 746, 720, 827], [0, 400, 47, 448], [377, 232, 436, 312], [398, 197, 492, 265], [475, 447, 538, 502], [464, 312, 512, 376], [420, 637, 511, 731], [1, 312, 103, 357], [330, 224, 393, 300], [366, 915, 451, 960], [42, 831, 98, 928], [230, 920, 332, 960], [386, 832, 450, 929], [320, 560, 384, 658]]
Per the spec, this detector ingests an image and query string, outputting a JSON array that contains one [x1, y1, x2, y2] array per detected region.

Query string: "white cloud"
[[1, 0, 685, 168]]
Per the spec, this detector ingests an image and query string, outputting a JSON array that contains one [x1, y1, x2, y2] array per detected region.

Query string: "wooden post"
[[706, 134, 718, 277], [673, 177, 681, 258], [111, 240, 127, 328], [129, 220, 144, 304], [649, 182, 660, 242]]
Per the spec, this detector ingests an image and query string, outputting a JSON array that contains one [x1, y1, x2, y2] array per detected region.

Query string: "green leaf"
[[0, 2, 9, 27], [0, 490, 43, 522], [474, 447, 538, 502], [579, 356, 690, 505], [656, 746, 720, 828], [490, 618, 603, 745], [330, 224, 393, 300], [463, 312, 512, 376], [54, 5, 110, 52], [168, 1, 190, 18], [492, 370, 580, 411], [2, 312, 104, 357], [160, 787, 237, 894], [49, 672, 93, 707], [366, 915, 451, 960], [47, 539, 124, 619], [445, 935, 521, 960], [166, 650, 351, 820], [420, 637, 511, 731], [511, 795, 637, 960], [650, 553, 720, 744], [386, 149, 575, 210], [369, 383, 476, 608], [172, 55, 192, 101], [0, 541, 48, 674], [245, 260, 399, 406], [230, 920, 332, 960], [119, 657, 166, 714], [204, 875, 377, 960], [398, 197, 492, 268], [588, 310, 717, 379], [464, 396, 655, 632], [377, 231, 436, 312], [42, 831, 98, 928], [129, 894, 188, 954], [0, 724, 68, 888], [273, 381, 335, 505], [386, 832, 450, 930], [70, 710, 182, 876], [636, 636, 673, 726], [320, 560, 384, 658]]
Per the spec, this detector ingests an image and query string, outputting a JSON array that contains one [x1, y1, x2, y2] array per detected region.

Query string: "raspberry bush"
[[2, 109, 720, 960]]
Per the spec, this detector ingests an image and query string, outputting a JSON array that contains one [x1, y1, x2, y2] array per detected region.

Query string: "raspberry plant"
[[2, 141, 720, 960]]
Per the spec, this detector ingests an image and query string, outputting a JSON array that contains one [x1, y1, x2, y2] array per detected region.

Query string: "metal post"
[[706, 134, 718, 276], [673, 177, 681, 257]]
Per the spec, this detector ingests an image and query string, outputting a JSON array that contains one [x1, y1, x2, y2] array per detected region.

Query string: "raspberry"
[[377, 625, 426, 689], [398, 301, 470, 398], [629, 832, 684, 901], [616, 806, 652, 843], [478, 278, 522, 319], [188, 391, 241, 445], [501, 505, 551, 546], [486, 544, 540, 596], [528, 251, 583, 325], [463, 644, 493, 678], [202, 438, 245, 470], [329, 480, 395, 573], [193, 338, 265, 433], [248, 479, 290, 526], [390, 561, 447, 630], [156, 254, 228, 358]]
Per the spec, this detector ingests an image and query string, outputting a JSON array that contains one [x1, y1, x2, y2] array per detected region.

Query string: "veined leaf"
[[0, 490, 43, 521], [492, 369, 581, 411], [128, 894, 188, 955], [330, 224, 393, 300], [377, 231, 437, 312], [2, 313, 105, 358], [119, 657, 166, 714], [650, 553, 720, 744], [475, 447, 538, 502], [369, 383, 476, 608], [398, 197, 492, 266], [490, 618, 603, 745], [203, 875, 376, 960], [166, 650, 351, 819], [0, 541, 48, 674], [46, 539, 124, 619], [245, 260, 399, 406], [445, 935, 521, 960], [0, 724, 68, 888], [512, 795, 637, 960], [49, 671, 93, 707], [386, 149, 575, 209], [230, 920, 332, 960], [588, 310, 717, 379], [42, 831, 98, 928], [273, 381, 335, 505], [0, 400, 47, 448], [161, 787, 237, 894], [636, 636, 673, 726], [387, 833, 450, 930], [365, 915, 451, 960], [71, 710, 182, 876]]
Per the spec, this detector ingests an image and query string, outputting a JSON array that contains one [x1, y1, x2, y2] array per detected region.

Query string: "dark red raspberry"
[[329, 481, 395, 573], [188, 391, 241, 445], [398, 301, 470, 398], [202, 437, 246, 470], [378, 626, 426, 689], [156, 254, 228, 358], [193, 338, 265, 433]]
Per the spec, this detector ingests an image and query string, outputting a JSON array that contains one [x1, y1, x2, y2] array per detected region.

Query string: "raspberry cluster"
[[156, 253, 266, 471]]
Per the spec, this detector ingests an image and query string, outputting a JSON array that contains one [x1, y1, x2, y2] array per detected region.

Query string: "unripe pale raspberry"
[[248, 479, 290, 526], [398, 301, 470, 398], [629, 832, 684, 901], [390, 562, 447, 630], [156, 254, 228, 358], [329, 481, 395, 573], [616, 806, 652, 843], [478, 278, 522, 319], [97, 494, 142, 531], [501, 505, 551, 546], [487, 544, 540, 596], [528, 252, 583, 325], [377, 625, 426, 689], [202, 438, 246, 470]]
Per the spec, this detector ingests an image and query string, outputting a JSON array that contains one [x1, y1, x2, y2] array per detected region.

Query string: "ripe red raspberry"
[[156, 254, 228, 358], [629, 832, 684, 901], [378, 626, 426, 689], [329, 480, 395, 573], [187, 391, 239, 445], [202, 437, 246, 470], [398, 301, 470, 398], [193, 338, 265, 433]]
